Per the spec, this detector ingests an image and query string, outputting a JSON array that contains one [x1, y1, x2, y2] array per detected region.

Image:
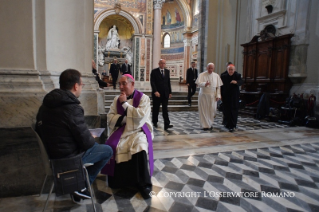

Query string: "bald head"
[[227, 64, 236, 76], [159, 59, 166, 69]]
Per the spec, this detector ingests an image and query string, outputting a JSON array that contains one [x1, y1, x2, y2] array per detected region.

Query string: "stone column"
[[153, 0, 165, 68], [0, 0, 96, 128], [183, 36, 191, 81]]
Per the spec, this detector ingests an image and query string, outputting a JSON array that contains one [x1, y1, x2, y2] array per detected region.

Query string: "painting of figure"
[[175, 8, 181, 23], [166, 10, 171, 25]]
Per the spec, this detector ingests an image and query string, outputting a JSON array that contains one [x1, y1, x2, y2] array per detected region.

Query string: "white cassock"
[[195, 71, 223, 128], [107, 93, 154, 163]]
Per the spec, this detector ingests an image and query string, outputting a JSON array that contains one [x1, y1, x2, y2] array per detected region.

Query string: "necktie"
[[161, 69, 164, 77]]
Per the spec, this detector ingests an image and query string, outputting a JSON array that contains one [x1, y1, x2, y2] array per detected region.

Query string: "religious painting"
[[161, 1, 184, 28]]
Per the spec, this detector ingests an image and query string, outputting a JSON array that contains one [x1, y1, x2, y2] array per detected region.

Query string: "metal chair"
[[31, 126, 96, 212]]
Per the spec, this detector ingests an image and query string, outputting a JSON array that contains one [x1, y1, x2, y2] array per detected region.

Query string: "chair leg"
[[84, 167, 96, 212], [39, 175, 48, 197], [43, 182, 54, 212]]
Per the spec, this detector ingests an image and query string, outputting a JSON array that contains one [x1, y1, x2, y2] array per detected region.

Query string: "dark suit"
[[110, 63, 120, 89], [220, 71, 243, 129], [150, 68, 172, 127], [121, 63, 132, 75], [186, 67, 198, 105]]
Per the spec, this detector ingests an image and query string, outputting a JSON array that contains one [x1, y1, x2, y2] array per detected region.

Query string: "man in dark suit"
[[220, 64, 243, 132], [150, 59, 173, 130], [121, 59, 132, 75], [186, 62, 198, 106], [110, 58, 121, 89]]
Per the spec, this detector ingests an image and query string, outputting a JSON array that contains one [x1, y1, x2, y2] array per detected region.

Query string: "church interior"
[[0, 0, 319, 211]]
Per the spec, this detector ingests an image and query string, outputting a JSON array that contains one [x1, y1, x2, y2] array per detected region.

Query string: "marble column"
[[0, 0, 98, 128], [153, 0, 165, 68], [183, 36, 191, 81]]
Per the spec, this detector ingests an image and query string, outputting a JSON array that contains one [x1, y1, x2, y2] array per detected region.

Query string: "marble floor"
[[1, 111, 319, 212], [1, 83, 319, 212]]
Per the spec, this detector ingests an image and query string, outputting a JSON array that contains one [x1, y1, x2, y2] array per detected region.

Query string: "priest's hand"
[[169, 94, 172, 98], [187, 83, 189, 86], [119, 92, 127, 103], [216, 97, 221, 101], [205, 81, 211, 87], [230, 80, 237, 84], [154, 91, 160, 97]]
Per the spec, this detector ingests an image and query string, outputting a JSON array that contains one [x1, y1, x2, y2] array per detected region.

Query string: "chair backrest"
[[50, 153, 86, 196], [31, 124, 52, 176]]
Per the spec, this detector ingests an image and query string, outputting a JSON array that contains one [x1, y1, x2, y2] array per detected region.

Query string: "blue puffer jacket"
[[36, 89, 95, 159]]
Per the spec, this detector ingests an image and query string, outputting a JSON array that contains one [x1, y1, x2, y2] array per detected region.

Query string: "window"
[[164, 34, 170, 48]]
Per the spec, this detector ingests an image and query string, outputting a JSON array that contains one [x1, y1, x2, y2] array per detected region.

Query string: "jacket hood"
[[43, 89, 80, 108]]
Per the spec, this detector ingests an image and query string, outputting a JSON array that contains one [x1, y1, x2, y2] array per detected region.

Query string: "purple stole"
[[101, 90, 154, 177]]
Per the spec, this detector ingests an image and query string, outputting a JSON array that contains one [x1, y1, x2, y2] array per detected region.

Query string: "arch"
[[94, 9, 143, 34], [175, 0, 192, 30]]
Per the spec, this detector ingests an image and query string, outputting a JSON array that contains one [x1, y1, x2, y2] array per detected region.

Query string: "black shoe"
[[73, 188, 91, 200], [138, 185, 152, 199], [164, 124, 173, 130], [188, 104, 191, 107], [70, 193, 83, 204], [229, 128, 234, 132], [202, 128, 210, 131], [153, 123, 157, 128]]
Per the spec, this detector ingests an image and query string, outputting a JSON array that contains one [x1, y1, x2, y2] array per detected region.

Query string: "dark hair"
[[59, 69, 81, 90]]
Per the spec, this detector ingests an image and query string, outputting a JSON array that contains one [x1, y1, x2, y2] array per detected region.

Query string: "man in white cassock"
[[103, 74, 154, 199], [196, 63, 223, 130]]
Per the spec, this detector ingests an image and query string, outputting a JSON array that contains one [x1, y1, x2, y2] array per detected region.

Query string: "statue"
[[105, 25, 120, 50], [98, 45, 105, 66], [121, 47, 133, 65]]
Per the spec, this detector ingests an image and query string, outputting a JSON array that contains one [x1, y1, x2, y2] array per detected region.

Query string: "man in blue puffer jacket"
[[36, 69, 112, 203]]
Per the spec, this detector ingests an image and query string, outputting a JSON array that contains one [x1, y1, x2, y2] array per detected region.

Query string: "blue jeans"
[[82, 143, 113, 184]]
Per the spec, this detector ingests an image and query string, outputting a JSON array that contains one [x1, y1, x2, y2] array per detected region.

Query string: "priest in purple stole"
[[103, 74, 154, 199]]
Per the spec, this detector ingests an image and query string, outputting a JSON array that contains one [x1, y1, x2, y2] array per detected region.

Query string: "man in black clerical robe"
[[220, 64, 243, 132]]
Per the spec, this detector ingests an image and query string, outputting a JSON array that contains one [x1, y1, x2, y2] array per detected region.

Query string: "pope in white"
[[196, 63, 223, 130]]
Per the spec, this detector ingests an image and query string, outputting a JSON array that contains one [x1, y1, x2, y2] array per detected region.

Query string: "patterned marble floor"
[[1, 112, 319, 212], [152, 111, 290, 136]]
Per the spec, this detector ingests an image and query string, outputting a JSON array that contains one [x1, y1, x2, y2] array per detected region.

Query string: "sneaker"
[[73, 188, 91, 199]]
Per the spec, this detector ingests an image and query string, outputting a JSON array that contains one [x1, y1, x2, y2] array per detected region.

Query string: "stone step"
[[104, 90, 199, 113]]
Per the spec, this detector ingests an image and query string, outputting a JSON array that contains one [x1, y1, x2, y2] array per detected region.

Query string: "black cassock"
[[108, 150, 152, 189], [220, 71, 243, 129]]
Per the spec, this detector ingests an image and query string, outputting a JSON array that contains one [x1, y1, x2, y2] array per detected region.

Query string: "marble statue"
[[98, 45, 105, 66], [106, 25, 120, 50], [122, 47, 133, 65]]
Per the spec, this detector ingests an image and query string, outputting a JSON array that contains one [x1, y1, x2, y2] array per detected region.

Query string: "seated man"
[[102, 74, 154, 199], [36, 69, 113, 203], [95, 73, 108, 88]]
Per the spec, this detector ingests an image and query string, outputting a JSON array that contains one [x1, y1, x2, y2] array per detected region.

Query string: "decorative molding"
[[191, 36, 198, 45], [94, 9, 142, 34], [153, 0, 165, 10], [256, 10, 286, 32], [183, 39, 191, 47]]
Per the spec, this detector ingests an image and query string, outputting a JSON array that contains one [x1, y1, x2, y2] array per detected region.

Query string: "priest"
[[220, 64, 243, 132], [196, 63, 223, 130], [102, 74, 154, 199]]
